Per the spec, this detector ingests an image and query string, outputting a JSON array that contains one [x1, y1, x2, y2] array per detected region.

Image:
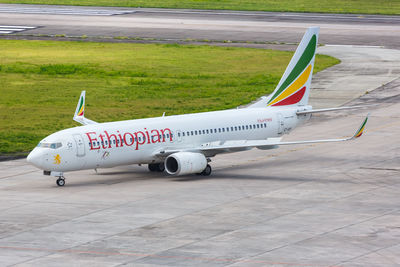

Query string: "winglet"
[[73, 91, 98, 125], [74, 91, 86, 118], [352, 113, 370, 139]]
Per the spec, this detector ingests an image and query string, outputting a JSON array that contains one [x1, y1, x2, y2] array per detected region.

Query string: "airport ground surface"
[[0, 4, 399, 48], [0, 4, 400, 267]]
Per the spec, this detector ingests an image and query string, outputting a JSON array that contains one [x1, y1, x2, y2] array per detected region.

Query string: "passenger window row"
[[178, 122, 267, 137]]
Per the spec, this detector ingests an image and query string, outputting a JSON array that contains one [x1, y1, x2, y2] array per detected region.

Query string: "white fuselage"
[[27, 106, 309, 173]]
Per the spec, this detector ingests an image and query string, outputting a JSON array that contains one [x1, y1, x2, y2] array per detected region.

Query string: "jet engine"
[[165, 152, 207, 176]]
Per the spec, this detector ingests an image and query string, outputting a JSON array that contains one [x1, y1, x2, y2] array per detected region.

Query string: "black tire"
[[56, 178, 65, 186], [201, 164, 212, 176], [148, 164, 157, 172], [156, 162, 165, 172]]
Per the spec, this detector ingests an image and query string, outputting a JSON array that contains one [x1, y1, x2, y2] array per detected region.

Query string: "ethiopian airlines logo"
[[53, 154, 61, 165], [86, 128, 173, 151]]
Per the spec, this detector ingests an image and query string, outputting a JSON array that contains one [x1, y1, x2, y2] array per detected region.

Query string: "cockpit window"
[[37, 142, 62, 149]]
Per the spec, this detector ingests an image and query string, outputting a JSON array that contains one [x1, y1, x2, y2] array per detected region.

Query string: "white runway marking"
[[0, 6, 135, 16], [0, 25, 37, 34]]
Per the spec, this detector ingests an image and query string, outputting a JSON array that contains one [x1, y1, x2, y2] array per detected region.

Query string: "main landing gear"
[[197, 164, 212, 176], [148, 163, 165, 172]]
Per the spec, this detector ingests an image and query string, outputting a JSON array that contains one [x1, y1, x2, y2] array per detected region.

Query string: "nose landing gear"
[[56, 176, 65, 186], [43, 171, 66, 187]]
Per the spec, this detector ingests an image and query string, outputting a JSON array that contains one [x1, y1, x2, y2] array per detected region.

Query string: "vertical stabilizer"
[[248, 27, 319, 108]]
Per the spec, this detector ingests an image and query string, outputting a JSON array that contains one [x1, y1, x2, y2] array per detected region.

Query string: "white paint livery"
[[27, 27, 369, 186]]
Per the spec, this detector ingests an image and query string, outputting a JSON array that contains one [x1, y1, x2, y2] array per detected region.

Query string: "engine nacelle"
[[165, 152, 207, 176]]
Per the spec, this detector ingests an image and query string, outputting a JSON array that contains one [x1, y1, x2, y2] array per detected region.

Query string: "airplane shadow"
[[62, 154, 352, 187]]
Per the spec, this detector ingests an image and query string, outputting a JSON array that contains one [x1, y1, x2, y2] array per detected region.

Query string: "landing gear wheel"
[[156, 162, 165, 172], [56, 177, 65, 187], [149, 163, 165, 172], [148, 164, 157, 172], [201, 164, 212, 176]]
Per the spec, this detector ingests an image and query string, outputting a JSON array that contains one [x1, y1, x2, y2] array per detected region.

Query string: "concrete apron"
[[310, 45, 400, 109]]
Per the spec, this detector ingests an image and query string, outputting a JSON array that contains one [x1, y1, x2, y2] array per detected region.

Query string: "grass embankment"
[[0, 40, 339, 155], [0, 0, 399, 15]]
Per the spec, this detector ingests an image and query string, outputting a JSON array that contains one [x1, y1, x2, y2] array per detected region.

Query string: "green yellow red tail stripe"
[[267, 30, 317, 107], [77, 96, 84, 116], [353, 113, 369, 138]]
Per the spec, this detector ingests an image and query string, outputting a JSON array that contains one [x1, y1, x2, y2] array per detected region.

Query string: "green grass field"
[[0, 40, 339, 155], [0, 0, 399, 15]]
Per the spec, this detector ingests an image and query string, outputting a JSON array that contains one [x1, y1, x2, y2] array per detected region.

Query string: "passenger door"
[[73, 134, 86, 157]]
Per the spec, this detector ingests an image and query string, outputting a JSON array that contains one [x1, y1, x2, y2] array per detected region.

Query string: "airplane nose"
[[27, 148, 43, 168]]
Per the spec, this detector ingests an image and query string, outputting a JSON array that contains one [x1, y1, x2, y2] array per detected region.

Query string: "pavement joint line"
[[334, 241, 400, 266], [325, 44, 385, 48], [63, 178, 318, 266], [0, 25, 36, 28], [125, 178, 344, 265], [134, 9, 400, 21], [0, 195, 147, 240], [241, 208, 400, 267], [0, 245, 338, 267], [342, 171, 397, 189], [0, 169, 37, 179], [359, 167, 400, 172], [221, 173, 400, 265]]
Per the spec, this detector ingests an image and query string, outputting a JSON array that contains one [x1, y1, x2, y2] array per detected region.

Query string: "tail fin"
[[73, 91, 98, 125], [248, 27, 319, 108]]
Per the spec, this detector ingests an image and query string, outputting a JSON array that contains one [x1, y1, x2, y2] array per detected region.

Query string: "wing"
[[155, 113, 370, 157], [73, 91, 98, 125]]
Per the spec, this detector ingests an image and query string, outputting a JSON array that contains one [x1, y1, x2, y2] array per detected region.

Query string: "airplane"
[[27, 27, 369, 186]]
